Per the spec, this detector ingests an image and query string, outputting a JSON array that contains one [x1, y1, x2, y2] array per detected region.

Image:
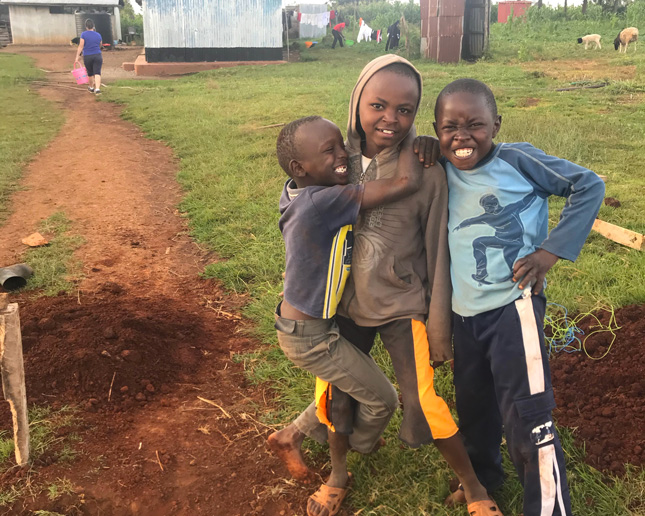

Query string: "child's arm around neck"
[[360, 132, 421, 210]]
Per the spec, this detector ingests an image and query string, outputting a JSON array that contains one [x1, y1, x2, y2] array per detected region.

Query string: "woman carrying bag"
[[75, 19, 103, 95]]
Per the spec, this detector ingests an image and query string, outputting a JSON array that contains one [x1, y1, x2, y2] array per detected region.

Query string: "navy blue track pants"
[[453, 294, 572, 516]]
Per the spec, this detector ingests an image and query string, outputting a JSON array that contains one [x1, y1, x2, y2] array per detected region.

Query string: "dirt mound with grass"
[[551, 304, 645, 474], [0, 288, 299, 516], [17, 287, 236, 412]]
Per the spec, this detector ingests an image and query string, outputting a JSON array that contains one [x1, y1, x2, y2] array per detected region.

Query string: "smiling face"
[[358, 69, 419, 158], [291, 118, 349, 188], [434, 91, 501, 171]]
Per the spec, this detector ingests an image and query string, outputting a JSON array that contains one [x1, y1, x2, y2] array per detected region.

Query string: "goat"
[[577, 34, 601, 50], [614, 27, 639, 53]]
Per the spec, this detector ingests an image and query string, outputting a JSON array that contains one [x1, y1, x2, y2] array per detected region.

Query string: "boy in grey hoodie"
[[270, 56, 502, 516]]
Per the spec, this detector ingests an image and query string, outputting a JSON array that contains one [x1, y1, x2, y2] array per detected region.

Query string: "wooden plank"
[[0, 303, 30, 465], [592, 219, 643, 250]]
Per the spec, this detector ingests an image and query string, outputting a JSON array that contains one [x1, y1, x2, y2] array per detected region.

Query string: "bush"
[[120, 1, 144, 44], [334, 0, 420, 33], [626, 0, 645, 27]]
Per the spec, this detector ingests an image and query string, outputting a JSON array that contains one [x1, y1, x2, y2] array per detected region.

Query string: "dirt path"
[[0, 47, 308, 516]]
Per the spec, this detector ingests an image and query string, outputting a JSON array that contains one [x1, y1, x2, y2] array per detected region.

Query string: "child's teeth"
[[382, 129, 394, 134], [455, 148, 473, 157]]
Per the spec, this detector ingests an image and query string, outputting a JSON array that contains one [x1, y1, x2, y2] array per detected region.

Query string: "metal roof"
[[0, 0, 118, 5]]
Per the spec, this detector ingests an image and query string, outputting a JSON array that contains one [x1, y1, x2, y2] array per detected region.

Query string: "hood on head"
[[346, 55, 423, 157]]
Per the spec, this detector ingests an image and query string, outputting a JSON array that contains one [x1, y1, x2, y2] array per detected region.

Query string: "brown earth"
[[0, 46, 643, 515], [0, 45, 313, 516], [551, 305, 645, 475]]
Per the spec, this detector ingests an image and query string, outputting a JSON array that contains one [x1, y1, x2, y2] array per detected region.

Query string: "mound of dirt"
[[551, 304, 645, 474], [0, 287, 298, 516], [14, 285, 238, 412]]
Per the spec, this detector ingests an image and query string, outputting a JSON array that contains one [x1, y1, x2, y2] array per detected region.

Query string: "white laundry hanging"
[[357, 19, 373, 43], [301, 12, 330, 28]]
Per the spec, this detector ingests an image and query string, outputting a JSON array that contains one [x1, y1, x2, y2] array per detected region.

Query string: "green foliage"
[[334, 0, 420, 32], [46, 479, 74, 501], [119, 1, 143, 44], [0, 406, 79, 508], [626, 0, 645, 26]]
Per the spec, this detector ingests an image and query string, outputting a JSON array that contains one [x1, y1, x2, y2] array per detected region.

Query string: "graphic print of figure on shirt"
[[453, 192, 537, 285]]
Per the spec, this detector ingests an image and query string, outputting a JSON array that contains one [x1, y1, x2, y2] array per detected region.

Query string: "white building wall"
[[9, 5, 77, 44]]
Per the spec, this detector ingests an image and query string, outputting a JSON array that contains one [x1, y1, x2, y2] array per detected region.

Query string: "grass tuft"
[[23, 212, 84, 296]]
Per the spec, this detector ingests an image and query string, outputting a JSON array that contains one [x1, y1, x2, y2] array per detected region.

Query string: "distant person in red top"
[[332, 22, 345, 49]]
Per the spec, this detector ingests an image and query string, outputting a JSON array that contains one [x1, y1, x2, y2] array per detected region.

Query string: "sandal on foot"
[[307, 474, 352, 516], [444, 483, 466, 506], [467, 499, 503, 516]]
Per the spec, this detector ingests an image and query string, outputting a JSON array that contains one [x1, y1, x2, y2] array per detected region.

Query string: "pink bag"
[[72, 62, 89, 85]]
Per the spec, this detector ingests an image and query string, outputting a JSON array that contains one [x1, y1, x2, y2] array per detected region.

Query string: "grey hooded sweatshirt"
[[337, 55, 453, 361]]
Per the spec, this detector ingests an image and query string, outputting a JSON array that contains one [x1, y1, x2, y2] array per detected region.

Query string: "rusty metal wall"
[[421, 0, 464, 64], [144, 0, 282, 49], [498, 1, 532, 24]]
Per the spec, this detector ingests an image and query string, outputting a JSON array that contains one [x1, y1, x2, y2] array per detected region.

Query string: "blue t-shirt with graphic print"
[[443, 142, 605, 317], [279, 179, 364, 319]]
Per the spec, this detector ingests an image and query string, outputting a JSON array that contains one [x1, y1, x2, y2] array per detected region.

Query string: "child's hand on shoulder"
[[512, 249, 559, 295], [413, 135, 441, 168]]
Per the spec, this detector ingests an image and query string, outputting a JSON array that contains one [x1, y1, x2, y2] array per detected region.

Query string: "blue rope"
[[544, 302, 584, 356]]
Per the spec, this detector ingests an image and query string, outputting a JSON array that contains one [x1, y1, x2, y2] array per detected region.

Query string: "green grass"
[[102, 30, 645, 515], [23, 212, 84, 296], [0, 405, 79, 507], [46, 478, 75, 501], [0, 54, 63, 224]]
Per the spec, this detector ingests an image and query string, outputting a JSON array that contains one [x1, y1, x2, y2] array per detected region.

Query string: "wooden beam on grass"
[[592, 219, 643, 250]]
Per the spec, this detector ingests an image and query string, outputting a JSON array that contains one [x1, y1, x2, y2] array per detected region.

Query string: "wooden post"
[[0, 294, 29, 465], [401, 14, 410, 59], [592, 219, 644, 250]]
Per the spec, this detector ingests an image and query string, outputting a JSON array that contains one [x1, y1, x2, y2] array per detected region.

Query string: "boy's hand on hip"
[[413, 135, 441, 167], [512, 249, 559, 295]]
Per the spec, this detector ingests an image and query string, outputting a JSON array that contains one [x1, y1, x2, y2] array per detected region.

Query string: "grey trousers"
[[275, 313, 398, 453]]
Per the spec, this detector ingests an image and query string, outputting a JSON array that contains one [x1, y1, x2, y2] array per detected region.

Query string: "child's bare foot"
[[444, 483, 466, 506], [268, 426, 316, 484]]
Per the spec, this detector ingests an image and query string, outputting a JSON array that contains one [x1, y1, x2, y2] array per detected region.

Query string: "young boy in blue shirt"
[[275, 115, 425, 516], [433, 78, 605, 516]]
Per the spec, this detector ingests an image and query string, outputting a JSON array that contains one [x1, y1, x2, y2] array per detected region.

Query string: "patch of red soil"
[[0, 46, 313, 516], [551, 304, 645, 475]]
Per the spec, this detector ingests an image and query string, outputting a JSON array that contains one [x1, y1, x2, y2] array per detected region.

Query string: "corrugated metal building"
[[144, 0, 282, 63], [0, 0, 120, 45], [420, 0, 489, 64]]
